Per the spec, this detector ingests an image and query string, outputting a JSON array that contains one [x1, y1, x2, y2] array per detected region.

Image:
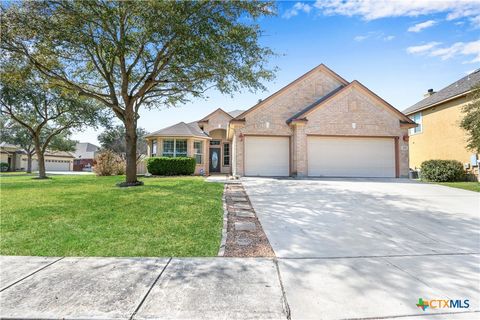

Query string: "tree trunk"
[[26, 153, 32, 173], [33, 138, 47, 179], [124, 118, 138, 184]]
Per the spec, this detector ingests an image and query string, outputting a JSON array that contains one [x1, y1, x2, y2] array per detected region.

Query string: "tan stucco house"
[[403, 69, 479, 177], [146, 64, 416, 178]]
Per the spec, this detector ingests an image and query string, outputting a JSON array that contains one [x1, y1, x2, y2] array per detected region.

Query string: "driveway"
[[243, 178, 480, 319]]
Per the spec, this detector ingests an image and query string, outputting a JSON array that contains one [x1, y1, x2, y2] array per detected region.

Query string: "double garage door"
[[244, 136, 395, 178], [32, 159, 71, 171]]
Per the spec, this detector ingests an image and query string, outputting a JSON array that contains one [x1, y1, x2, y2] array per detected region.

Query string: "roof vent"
[[424, 88, 435, 97]]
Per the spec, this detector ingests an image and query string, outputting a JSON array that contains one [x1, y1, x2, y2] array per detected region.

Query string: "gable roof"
[[198, 108, 233, 122], [403, 69, 480, 115], [288, 80, 415, 124], [233, 64, 349, 120], [227, 109, 245, 118], [145, 121, 209, 139]]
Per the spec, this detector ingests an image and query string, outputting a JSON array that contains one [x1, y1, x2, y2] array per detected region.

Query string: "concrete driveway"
[[243, 178, 480, 319]]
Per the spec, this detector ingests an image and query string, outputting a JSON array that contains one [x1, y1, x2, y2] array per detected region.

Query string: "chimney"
[[424, 88, 435, 97]]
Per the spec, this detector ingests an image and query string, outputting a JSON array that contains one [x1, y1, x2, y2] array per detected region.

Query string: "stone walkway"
[[223, 183, 274, 257]]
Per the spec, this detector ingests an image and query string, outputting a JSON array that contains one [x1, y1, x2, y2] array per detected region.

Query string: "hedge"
[[147, 157, 196, 176], [420, 159, 465, 182], [0, 162, 8, 172]]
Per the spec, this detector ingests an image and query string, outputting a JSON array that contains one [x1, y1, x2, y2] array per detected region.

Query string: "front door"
[[209, 148, 221, 173]]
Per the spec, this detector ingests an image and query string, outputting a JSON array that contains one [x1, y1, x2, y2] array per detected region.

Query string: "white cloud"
[[408, 20, 437, 32], [314, 0, 480, 22], [354, 31, 395, 42], [283, 2, 312, 19], [354, 35, 368, 42], [407, 40, 480, 63], [470, 15, 480, 28], [406, 42, 441, 54]]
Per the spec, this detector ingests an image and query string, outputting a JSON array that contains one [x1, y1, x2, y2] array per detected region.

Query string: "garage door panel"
[[245, 136, 289, 176], [307, 137, 395, 178]]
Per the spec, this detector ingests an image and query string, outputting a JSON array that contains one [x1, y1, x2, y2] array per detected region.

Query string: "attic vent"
[[423, 88, 436, 97]]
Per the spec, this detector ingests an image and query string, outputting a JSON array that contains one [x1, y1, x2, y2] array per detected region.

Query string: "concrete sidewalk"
[[1, 255, 479, 319], [0, 256, 287, 320]]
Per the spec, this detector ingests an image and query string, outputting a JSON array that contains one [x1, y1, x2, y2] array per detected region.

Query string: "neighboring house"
[[73, 142, 100, 171], [0, 142, 75, 171], [146, 64, 416, 177], [403, 70, 479, 177]]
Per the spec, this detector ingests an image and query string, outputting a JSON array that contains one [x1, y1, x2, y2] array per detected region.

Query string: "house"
[[0, 142, 75, 171], [403, 70, 479, 177], [145, 64, 416, 178], [73, 142, 100, 171]]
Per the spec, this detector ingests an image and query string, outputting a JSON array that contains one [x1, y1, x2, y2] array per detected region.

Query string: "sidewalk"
[[0, 256, 288, 319]]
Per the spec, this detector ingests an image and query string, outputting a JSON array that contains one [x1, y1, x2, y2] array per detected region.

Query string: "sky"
[[72, 0, 480, 145]]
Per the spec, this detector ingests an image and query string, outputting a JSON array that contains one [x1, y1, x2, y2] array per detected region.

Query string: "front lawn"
[[0, 175, 224, 256], [437, 181, 480, 192]]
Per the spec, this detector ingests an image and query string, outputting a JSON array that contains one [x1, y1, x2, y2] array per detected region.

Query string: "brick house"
[[146, 64, 416, 177]]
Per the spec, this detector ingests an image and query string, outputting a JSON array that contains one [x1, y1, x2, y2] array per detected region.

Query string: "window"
[[163, 139, 174, 157], [151, 140, 157, 157], [210, 140, 221, 145], [409, 112, 422, 135], [194, 141, 203, 164], [223, 143, 230, 166], [163, 139, 187, 157], [175, 139, 187, 157]]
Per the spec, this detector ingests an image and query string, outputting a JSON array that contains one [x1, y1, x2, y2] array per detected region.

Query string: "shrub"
[[93, 150, 126, 176], [420, 159, 465, 182], [147, 157, 196, 176], [0, 162, 9, 172]]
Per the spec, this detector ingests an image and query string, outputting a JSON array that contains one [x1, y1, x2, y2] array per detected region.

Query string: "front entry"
[[209, 148, 221, 173]]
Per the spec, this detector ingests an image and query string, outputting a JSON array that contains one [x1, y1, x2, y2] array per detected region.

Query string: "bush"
[[147, 157, 196, 176], [93, 150, 126, 176], [0, 162, 9, 172], [420, 159, 465, 182]]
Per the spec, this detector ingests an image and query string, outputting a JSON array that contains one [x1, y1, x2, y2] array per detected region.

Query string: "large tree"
[[461, 83, 480, 153], [0, 62, 102, 178], [98, 124, 148, 159], [0, 120, 77, 173], [1, 1, 275, 186]]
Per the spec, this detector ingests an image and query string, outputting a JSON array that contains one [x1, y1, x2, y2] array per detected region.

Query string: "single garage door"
[[307, 136, 395, 177], [245, 136, 289, 176]]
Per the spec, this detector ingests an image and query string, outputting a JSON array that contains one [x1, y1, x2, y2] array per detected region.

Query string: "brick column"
[[291, 120, 307, 177]]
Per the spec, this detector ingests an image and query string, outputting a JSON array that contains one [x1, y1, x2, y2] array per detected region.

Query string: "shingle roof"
[[403, 69, 480, 115], [145, 121, 209, 138], [227, 109, 244, 118]]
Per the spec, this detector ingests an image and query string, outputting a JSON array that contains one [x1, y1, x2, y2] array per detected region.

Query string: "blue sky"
[[73, 0, 480, 144]]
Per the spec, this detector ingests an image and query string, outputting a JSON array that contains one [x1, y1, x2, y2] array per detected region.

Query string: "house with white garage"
[[145, 64, 416, 178], [0, 142, 75, 172]]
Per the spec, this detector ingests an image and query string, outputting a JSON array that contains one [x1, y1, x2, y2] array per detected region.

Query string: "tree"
[[0, 62, 102, 178], [1, 120, 36, 172], [1, 1, 275, 186], [0, 120, 77, 173], [461, 83, 480, 153], [98, 125, 148, 159]]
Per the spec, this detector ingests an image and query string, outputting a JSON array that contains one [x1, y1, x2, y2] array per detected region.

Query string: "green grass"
[[437, 181, 480, 192], [0, 175, 224, 257]]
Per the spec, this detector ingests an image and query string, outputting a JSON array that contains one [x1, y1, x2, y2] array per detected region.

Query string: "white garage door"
[[245, 136, 289, 176], [32, 159, 71, 171], [307, 136, 396, 177]]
